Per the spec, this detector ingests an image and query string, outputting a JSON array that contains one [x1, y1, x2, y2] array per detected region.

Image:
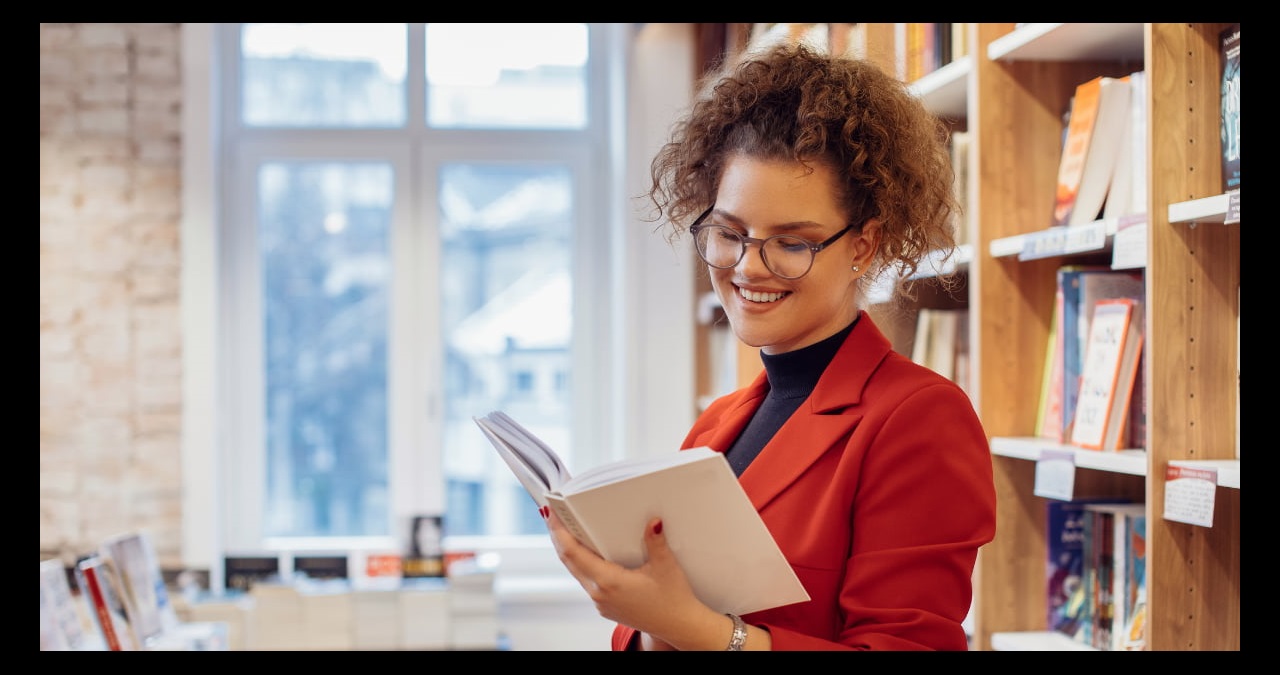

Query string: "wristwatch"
[[725, 613, 747, 651]]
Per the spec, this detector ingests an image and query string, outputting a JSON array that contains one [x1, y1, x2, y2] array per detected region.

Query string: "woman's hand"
[[544, 507, 719, 649]]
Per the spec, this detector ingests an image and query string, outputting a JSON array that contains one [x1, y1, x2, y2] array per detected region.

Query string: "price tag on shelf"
[[1019, 228, 1068, 260], [1110, 215, 1147, 269], [1062, 220, 1107, 254], [1018, 221, 1108, 261], [1162, 464, 1218, 527], [1225, 189, 1240, 224], [1033, 449, 1076, 501]]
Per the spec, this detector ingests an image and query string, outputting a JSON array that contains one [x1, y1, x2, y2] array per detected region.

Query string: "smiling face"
[[708, 154, 879, 355]]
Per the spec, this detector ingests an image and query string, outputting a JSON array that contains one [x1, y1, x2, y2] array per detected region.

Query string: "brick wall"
[[39, 23, 185, 569]]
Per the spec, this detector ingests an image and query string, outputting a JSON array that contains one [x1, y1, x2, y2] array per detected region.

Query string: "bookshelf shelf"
[[1168, 459, 1240, 490], [987, 23, 1145, 62], [988, 219, 1120, 260], [1167, 192, 1235, 225], [990, 437, 1147, 477], [991, 630, 1098, 651], [908, 56, 970, 120]]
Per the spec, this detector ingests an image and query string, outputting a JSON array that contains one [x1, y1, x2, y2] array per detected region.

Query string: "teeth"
[[739, 287, 785, 303]]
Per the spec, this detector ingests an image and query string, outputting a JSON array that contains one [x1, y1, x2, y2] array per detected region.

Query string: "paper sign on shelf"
[[1033, 449, 1076, 501], [1225, 190, 1240, 224], [1163, 464, 1217, 527], [1110, 215, 1147, 270]]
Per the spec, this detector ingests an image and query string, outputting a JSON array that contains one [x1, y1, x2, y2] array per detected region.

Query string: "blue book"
[[1046, 498, 1129, 637]]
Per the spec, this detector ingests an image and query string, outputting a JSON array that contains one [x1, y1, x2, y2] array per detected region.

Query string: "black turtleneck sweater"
[[723, 317, 858, 477]]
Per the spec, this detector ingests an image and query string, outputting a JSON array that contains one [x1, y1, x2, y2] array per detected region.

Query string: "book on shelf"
[[1036, 283, 1066, 441], [224, 554, 281, 593], [75, 554, 140, 651], [1103, 70, 1147, 220], [1079, 503, 1147, 650], [1070, 298, 1144, 451], [293, 554, 349, 581], [1045, 498, 1129, 638], [41, 558, 92, 651], [950, 22, 970, 62], [99, 530, 182, 648], [1086, 504, 1118, 649], [404, 514, 447, 578], [1084, 503, 1147, 651], [910, 308, 957, 381], [473, 410, 810, 616], [1051, 75, 1132, 228], [1219, 23, 1240, 193], [950, 130, 972, 247], [1064, 268, 1145, 443]]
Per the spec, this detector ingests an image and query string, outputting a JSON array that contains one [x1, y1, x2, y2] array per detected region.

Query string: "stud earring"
[[851, 265, 860, 273]]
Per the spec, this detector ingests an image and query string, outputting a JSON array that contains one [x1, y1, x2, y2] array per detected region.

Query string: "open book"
[[474, 411, 810, 616]]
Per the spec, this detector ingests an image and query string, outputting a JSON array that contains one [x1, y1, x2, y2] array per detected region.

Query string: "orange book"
[[1052, 76, 1132, 228]]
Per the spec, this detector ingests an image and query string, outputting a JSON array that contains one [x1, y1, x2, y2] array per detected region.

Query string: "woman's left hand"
[[545, 508, 714, 644]]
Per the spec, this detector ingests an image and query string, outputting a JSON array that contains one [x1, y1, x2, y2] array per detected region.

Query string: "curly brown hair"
[[646, 41, 960, 287]]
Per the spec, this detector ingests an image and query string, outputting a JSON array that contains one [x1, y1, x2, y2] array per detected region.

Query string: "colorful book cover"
[[1046, 498, 1128, 637], [1067, 269, 1145, 444], [1219, 24, 1240, 192], [1121, 508, 1148, 650], [1058, 265, 1109, 441], [1053, 76, 1131, 228]]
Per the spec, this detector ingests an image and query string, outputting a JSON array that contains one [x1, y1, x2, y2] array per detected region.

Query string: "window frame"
[[180, 22, 699, 589]]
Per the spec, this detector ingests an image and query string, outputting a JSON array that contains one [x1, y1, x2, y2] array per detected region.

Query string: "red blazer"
[[612, 311, 996, 650]]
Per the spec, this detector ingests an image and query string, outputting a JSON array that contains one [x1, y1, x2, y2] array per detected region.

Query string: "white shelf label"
[[1162, 464, 1218, 527], [1033, 449, 1076, 501], [1225, 190, 1240, 224], [1110, 215, 1147, 270], [1019, 221, 1107, 260]]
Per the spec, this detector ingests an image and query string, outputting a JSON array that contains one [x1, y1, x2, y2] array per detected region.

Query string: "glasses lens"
[[695, 225, 744, 268], [762, 236, 814, 279]]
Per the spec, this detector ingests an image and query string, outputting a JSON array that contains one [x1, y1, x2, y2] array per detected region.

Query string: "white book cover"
[[475, 411, 810, 616]]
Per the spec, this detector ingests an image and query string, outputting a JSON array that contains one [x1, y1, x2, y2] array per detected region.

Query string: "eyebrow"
[[708, 208, 834, 235]]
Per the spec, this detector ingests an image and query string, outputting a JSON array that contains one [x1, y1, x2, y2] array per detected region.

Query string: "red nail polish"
[[539, 506, 549, 519], [653, 520, 663, 535]]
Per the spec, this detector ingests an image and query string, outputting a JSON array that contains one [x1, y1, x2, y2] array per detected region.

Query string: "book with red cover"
[[1052, 75, 1132, 228], [75, 555, 139, 651]]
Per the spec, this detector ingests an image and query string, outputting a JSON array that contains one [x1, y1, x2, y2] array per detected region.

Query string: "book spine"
[[80, 564, 124, 651]]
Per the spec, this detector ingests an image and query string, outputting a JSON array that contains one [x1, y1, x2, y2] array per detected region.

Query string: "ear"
[[850, 218, 881, 273]]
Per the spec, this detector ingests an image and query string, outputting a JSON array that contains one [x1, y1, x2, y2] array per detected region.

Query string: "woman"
[[546, 41, 997, 651]]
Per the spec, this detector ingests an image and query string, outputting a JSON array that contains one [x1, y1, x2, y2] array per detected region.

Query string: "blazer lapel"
[[738, 312, 894, 511]]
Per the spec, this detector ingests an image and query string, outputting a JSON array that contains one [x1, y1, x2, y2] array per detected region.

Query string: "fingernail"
[[653, 520, 663, 535], [539, 506, 549, 520]]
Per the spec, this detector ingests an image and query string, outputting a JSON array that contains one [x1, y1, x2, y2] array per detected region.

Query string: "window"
[[219, 22, 603, 554], [182, 22, 698, 586]]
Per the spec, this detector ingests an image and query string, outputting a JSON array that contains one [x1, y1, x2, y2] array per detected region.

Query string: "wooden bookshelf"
[[691, 22, 1240, 650], [965, 23, 1240, 651]]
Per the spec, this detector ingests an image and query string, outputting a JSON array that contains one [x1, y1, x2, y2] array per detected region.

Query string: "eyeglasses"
[[689, 206, 857, 280]]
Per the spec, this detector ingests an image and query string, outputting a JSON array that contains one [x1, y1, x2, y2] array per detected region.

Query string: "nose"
[[735, 239, 772, 277]]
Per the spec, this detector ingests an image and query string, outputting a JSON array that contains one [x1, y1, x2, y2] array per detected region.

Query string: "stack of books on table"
[[447, 556, 503, 650], [399, 577, 451, 650]]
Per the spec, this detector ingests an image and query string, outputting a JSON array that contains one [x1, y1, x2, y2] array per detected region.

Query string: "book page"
[[562, 446, 718, 493]]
